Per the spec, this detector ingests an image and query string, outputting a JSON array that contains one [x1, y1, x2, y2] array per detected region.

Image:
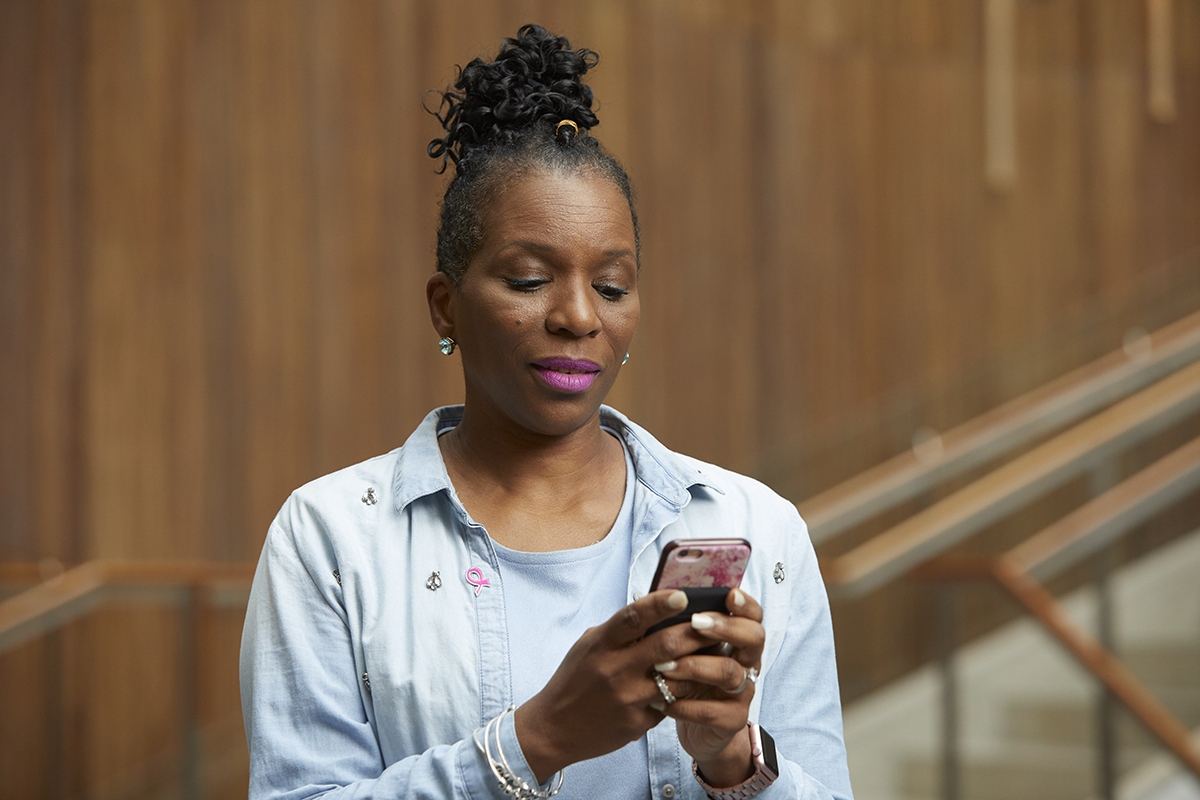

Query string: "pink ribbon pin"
[[465, 567, 490, 597]]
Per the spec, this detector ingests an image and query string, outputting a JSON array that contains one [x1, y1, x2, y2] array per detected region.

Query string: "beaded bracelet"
[[473, 706, 565, 799]]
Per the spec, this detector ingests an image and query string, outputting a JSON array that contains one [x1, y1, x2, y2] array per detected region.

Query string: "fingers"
[[656, 656, 753, 696], [652, 592, 766, 771], [650, 589, 764, 706], [652, 664, 754, 732], [661, 695, 749, 741], [687, 612, 764, 666], [651, 666, 751, 732], [637, 616, 715, 666], [600, 589, 690, 648], [725, 588, 763, 622], [630, 588, 765, 667]]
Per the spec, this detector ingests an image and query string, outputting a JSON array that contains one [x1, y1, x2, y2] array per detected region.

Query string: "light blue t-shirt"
[[492, 436, 649, 798]]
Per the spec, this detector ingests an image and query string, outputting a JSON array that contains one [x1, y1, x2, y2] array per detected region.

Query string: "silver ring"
[[729, 666, 759, 695], [654, 673, 676, 704]]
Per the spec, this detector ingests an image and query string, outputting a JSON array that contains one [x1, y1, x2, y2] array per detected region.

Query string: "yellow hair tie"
[[555, 119, 579, 137]]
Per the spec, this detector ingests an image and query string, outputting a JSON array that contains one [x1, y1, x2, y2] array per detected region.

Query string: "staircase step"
[[1007, 687, 1200, 747], [1120, 644, 1200, 689], [844, 530, 1200, 800], [902, 743, 1150, 800]]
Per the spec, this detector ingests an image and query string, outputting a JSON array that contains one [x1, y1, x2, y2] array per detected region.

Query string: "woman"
[[241, 24, 852, 800]]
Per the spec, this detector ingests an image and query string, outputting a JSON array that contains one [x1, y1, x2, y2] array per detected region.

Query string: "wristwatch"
[[692, 723, 780, 799]]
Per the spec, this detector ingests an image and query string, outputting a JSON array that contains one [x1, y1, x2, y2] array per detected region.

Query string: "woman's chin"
[[463, 376, 615, 440], [518, 399, 608, 439], [496, 392, 611, 441]]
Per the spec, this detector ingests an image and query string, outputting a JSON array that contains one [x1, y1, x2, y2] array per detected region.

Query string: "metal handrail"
[[823, 360, 1200, 598], [798, 309, 1200, 543]]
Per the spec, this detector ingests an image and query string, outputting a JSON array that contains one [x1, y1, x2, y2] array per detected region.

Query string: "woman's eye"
[[506, 278, 547, 292], [596, 284, 629, 301]]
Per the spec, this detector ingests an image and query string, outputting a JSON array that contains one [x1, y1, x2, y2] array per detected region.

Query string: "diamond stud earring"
[[438, 337, 456, 355], [622, 352, 630, 365]]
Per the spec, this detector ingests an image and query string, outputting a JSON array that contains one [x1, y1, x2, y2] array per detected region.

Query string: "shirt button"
[[662, 783, 676, 797], [633, 591, 645, 601]]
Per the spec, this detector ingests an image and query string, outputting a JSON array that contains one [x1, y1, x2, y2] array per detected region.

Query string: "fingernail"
[[668, 590, 688, 610], [691, 613, 715, 631], [654, 661, 677, 673], [732, 589, 746, 607], [649, 700, 666, 712]]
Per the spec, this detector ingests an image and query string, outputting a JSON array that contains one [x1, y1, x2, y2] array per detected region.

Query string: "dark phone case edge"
[[643, 586, 730, 637]]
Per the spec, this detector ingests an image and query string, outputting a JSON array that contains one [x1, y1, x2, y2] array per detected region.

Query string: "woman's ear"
[[427, 272, 457, 339]]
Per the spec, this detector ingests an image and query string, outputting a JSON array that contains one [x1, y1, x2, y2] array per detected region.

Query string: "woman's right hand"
[[514, 589, 711, 782]]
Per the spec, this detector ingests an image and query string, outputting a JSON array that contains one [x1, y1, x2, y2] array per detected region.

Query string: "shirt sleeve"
[[750, 508, 854, 800], [239, 516, 546, 800]]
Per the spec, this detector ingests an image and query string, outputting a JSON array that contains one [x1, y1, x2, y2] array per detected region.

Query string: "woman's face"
[[428, 168, 640, 438]]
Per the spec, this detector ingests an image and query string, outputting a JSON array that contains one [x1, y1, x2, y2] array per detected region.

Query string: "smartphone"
[[644, 538, 751, 640]]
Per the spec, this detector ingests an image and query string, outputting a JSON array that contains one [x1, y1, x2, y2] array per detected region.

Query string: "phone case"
[[644, 539, 752, 643], [650, 539, 751, 591]]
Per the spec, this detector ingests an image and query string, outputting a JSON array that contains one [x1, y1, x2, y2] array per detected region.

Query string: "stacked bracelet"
[[473, 706, 565, 799]]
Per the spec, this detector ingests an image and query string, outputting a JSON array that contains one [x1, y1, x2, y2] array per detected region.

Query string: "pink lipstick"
[[533, 358, 601, 393]]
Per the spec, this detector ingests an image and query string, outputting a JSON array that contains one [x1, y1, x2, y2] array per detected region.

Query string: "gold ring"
[[555, 119, 579, 136]]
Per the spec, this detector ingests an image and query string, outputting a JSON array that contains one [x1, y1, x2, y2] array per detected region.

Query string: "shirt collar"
[[392, 405, 724, 514]]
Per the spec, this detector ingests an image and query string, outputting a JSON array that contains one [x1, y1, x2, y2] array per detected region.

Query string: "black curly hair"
[[426, 24, 639, 283]]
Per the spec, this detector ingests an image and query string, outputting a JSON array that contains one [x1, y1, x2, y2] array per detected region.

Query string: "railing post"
[[181, 586, 201, 800], [1094, 546, 1118, 800], [1090, 464, 1119, 800], [937, 583, 960, 800]]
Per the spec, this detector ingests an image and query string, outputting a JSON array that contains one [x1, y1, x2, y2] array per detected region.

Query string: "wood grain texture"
[[2, 0, 1198, 559], [2, 0, 1200, 789]]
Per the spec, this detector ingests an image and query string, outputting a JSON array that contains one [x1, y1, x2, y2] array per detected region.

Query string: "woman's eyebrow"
[[492, 240, 554, 260], [493, 241, 635, 261]]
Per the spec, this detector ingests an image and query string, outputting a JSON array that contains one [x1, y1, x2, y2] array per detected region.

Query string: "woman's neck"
[[438, 405, 627, 552], [441, 404, 613, 490]]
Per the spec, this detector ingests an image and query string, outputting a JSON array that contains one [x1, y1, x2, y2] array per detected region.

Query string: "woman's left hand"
[[654, 588, 765, 788]]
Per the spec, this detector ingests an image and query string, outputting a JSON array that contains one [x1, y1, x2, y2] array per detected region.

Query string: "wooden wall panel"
[[84, 0, 200, 559], [197, 603, 252, 799], [79, 606, 187, 798], [4, 0, 1194, 560], [3, 0, 1200, 789], [0, 636, 55, 798], [0, 0, 38, 562]]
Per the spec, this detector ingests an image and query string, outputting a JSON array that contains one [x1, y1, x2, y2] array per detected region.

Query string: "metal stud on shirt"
[[426, 571, 442, 591], [361, 487, 378, 505], [774, 562, 786, 583]]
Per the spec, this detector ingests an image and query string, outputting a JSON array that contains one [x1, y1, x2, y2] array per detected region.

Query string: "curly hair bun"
[[428, 24, 601, 171]]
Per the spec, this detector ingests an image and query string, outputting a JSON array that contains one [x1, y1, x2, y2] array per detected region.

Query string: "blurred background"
[[2, 0, 1199, 798]]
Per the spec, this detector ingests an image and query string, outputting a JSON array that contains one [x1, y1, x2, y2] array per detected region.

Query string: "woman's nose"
[[546, 281, 601, 337]]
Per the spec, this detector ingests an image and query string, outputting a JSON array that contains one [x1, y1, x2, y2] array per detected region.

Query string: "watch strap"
[[692, 723, 779, 800]]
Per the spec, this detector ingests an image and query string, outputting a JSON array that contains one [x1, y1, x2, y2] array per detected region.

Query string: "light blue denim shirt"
[[241, 406, 853, 800]]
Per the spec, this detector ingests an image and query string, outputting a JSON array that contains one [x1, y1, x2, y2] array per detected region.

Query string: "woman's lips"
[[532, 357, 601, 393]]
